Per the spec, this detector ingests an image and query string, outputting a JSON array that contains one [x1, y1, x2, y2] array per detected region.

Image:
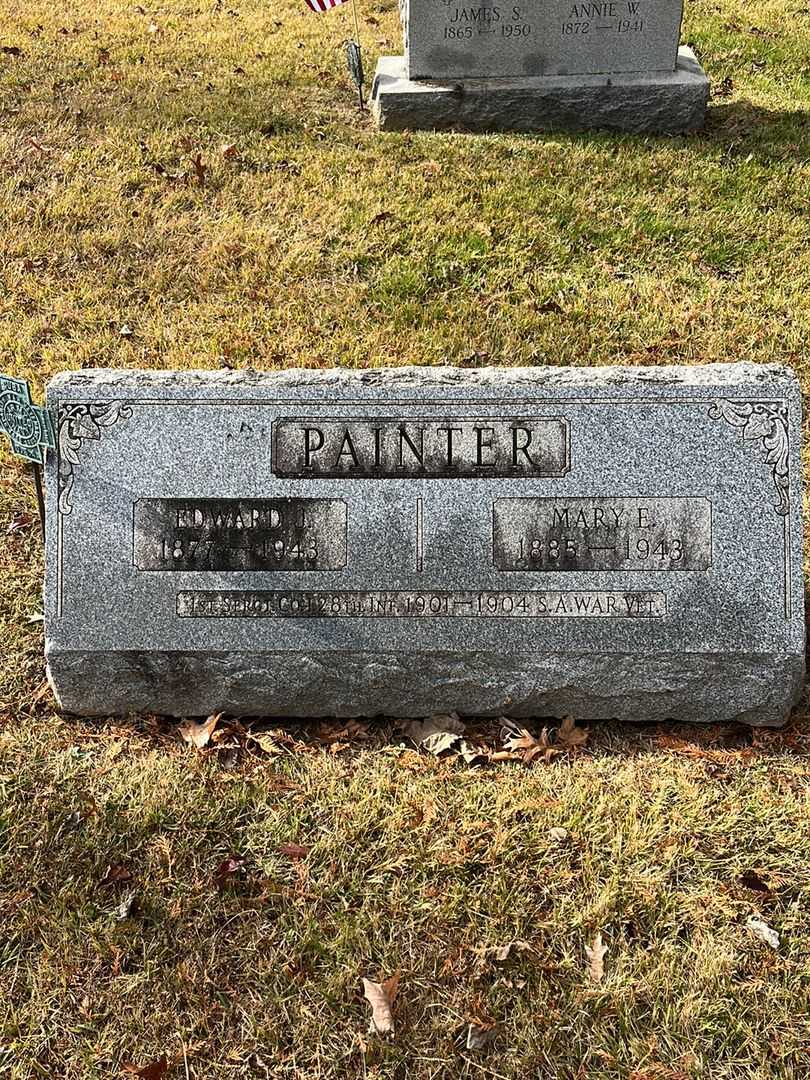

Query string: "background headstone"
[[372, 0, 708, 132], [405, 0, 685, 80]]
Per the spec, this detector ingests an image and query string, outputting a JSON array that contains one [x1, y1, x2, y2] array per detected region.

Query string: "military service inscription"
[[177, 589, 666, 618]]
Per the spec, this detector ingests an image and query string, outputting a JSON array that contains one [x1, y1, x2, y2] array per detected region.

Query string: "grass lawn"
[[1, 0, 810, 1076]]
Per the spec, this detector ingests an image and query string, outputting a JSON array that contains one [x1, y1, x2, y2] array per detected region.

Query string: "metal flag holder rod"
[[0, 375, 54, 534], [345, 0, 365, 111]]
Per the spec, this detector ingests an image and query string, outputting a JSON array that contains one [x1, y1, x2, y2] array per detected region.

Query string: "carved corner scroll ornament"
[[58, 402, 132, 515], [709, 400, 789, 516]]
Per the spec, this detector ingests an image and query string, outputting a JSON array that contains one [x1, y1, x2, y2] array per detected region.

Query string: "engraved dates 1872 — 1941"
[[272, 418, 569, 478], [493, 497, 712, 572], [133, 498, 347, 571]]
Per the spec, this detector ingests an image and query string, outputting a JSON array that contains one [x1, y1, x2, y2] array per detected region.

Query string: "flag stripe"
[[304, 0, 350, 10]]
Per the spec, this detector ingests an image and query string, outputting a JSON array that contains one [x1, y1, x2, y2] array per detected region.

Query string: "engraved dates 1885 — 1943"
[[493, 497, 712, 572], [133, 498, 347, 572]]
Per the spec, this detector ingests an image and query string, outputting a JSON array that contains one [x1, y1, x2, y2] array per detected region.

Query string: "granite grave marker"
[[371, 0, 709, 132], [45, 364, 803, 725]]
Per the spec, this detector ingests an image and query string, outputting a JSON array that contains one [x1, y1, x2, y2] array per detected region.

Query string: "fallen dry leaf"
[[123, 1056, 168, 1079], [556, 714, 589, 749], [466, 1022, 496, 1050], [179, 712, 221, 748], [654, 732, 754, 765], [585, 932, 608, 983], [115, 890, 138, 920], [214, 855, 245, 889], [489, 940, 531, 963], [277, 842, 310, 860], [247, 729, 287, 755], [362, 972, 399, 1037], [190, 152, 207, 186], [746, 916, 780, 949], [403, 713, 464, 756], [6, 511, 33, 534], [501, 719, 556, 764], [458, 738, 488, 765], [98, 863, 133, 889]]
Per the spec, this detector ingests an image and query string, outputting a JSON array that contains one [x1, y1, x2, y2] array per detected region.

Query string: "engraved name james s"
[[272, 417, 570, 478]]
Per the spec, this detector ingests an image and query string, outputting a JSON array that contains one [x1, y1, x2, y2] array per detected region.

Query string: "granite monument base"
[[371, 47, 709, 134], [49, 649, 803, 727]]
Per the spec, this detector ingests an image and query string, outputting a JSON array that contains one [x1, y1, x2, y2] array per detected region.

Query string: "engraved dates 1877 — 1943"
[[493, 497, 712, 572], [133, 498, 347, 572]]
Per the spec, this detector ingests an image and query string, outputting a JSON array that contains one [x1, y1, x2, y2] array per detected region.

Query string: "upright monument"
[[371, 0, 709, 132], [44, 365, 803, 727]]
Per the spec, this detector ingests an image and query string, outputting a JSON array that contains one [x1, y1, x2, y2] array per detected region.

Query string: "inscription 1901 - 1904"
[[176, 589, 666, 619], [133, 498, 347, 572]]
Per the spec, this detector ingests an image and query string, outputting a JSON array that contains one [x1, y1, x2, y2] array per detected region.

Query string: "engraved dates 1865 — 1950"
[[493, 497, 712, 572], [133, 498, 347, 572]]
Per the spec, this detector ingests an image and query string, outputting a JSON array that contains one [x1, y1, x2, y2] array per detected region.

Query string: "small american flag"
[[304, 0, 349, 10]]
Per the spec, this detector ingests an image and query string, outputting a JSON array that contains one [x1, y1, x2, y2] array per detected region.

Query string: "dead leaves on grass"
[[213, 855, 246, 890], [123, 1057, 168, 1080], [495, 715, 588, 764], [362, 972, 400, 1037], [585, 932, 608, 983], [175, 711, 588, 772], [276, 842, 310, 861], [6, 510, 33, 535], [403, 713, 465, 756], [98, 863, 133, 889], [179, 712, 221, 748], [402, 713, 589, 766]]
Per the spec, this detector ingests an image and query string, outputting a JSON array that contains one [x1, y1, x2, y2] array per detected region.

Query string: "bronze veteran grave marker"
[[44, 365, 804, 725]]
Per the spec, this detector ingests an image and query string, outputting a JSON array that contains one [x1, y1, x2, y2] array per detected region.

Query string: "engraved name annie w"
[[271, 418, 570, 479]]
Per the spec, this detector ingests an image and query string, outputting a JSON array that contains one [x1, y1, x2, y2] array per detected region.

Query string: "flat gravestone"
[[45, 365, 804, 726], [371, 0, 709, 132]]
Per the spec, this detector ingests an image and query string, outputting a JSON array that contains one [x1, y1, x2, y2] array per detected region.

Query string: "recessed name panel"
[[133, 498, 347, 571], [493, 496, 711, 571], [272, 417, 569, 478]]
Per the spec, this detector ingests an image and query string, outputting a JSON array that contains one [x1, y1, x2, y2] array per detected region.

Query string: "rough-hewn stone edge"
[[372, 47, 709, 134], [46, 649, 804, 727], [45, 362, 797, 398]]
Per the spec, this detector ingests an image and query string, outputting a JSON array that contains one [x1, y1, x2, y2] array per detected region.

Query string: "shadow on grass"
[[701, 100, 810, 159]]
